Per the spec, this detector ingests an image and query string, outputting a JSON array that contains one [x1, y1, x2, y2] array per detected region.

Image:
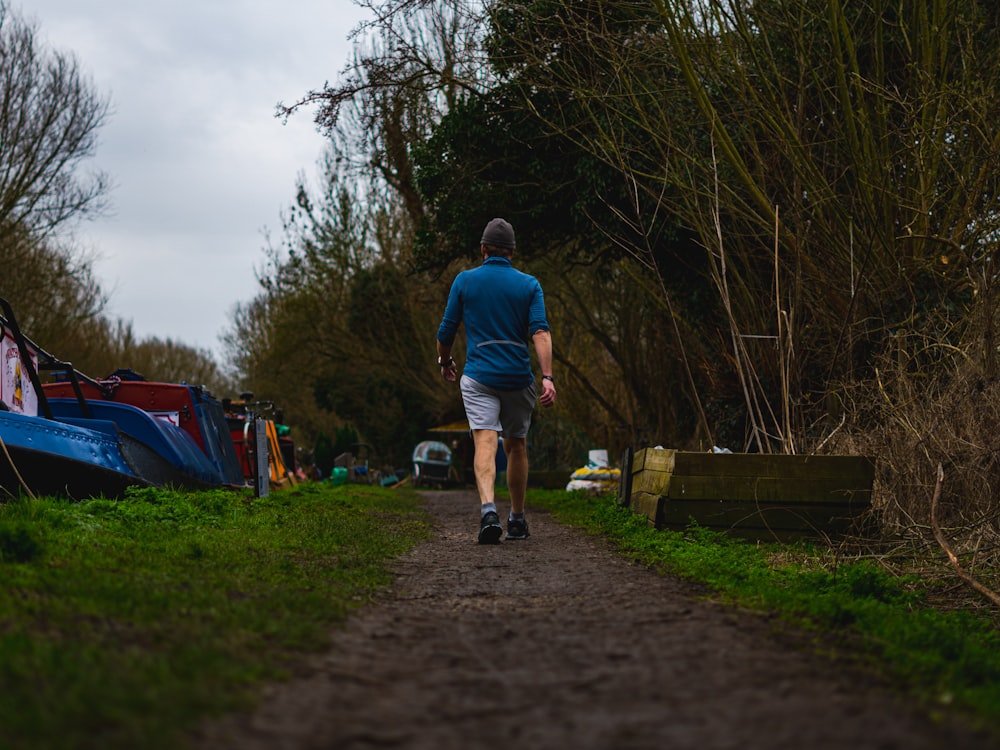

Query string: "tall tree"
[[411, 4, 719, 451], [0, 3, 112, 365], [224, 164, 450, 466], [0, 3, 110, 235]]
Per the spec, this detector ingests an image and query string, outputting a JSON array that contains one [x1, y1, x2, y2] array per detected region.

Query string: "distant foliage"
[[223, 162, 452, 467]]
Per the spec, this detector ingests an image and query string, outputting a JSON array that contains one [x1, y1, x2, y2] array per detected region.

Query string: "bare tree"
[[0, 3, 111, 235], [0, 4, 112, 361], [278, 0, 488, 225]]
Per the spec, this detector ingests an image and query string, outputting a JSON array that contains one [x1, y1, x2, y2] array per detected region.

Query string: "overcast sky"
[[24, 1, 369, 358]]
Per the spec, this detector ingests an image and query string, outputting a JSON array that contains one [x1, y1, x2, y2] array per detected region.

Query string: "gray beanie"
[[480, 218, 516, 250]]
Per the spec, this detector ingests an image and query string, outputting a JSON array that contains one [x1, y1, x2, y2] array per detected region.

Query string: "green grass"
[[5, 482, 1000, 746], [528, 489, 1000, 731], [0, 482, 429, 750]]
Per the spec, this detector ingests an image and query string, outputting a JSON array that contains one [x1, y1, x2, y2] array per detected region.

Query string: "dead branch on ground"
[[930, 463, 1000, 609]]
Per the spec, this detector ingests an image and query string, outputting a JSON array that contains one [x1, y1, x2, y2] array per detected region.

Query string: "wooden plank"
[[634, 447, 677, 474], [630, 491, 663, 527], [630, 467, 675, 497], [671, 452, 875, 482], [662, 475, 872, 504], [655, 499, 868, 533], [633, 448, 879, 481], [626, 448, 875, 540], [630, 469, 872, 504]]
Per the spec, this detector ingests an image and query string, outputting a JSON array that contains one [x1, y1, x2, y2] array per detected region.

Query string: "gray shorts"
[[460, 375, 537, 438]]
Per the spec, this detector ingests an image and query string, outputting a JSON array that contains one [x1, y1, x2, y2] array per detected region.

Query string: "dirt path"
[[193, 490, 995, 749]]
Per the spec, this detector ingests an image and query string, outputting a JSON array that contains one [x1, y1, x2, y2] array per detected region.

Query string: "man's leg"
[[472, 429, 499, 507], [503, 436, 528, 515], [472, 429, 503, 544]]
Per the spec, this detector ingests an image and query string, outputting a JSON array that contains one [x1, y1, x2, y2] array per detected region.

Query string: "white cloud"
[[21, 1, 368, 357]]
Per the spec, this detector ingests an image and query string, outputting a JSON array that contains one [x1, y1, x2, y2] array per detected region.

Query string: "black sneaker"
[[478, 511, 503, 544], [505, 516, 530, 540]]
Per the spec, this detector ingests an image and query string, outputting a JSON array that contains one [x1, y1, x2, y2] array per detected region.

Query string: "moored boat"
[[0, 296, 245, 499], [0, 408, 153, 499], [43, 369, 245, 489]]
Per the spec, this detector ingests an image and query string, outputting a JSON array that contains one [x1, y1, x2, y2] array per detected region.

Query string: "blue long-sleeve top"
[[437, 256, 550, 390]]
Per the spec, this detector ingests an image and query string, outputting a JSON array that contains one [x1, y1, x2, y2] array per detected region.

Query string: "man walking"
[[436, 218, 557, 544]]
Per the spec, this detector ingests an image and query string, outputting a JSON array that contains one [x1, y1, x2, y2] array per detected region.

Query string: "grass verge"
[[529, 488, 1000, 732], [0, 482, 429, 750]]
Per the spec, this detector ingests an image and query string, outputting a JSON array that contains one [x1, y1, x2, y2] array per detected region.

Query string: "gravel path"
[[192, 489, 996, 749]]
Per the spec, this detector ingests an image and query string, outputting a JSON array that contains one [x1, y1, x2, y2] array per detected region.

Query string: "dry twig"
[[930, 462, 1000, 608]]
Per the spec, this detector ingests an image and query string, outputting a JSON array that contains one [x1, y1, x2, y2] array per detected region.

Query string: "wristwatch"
[[438, 356, 455, 367], [542, 375, 554, 384]]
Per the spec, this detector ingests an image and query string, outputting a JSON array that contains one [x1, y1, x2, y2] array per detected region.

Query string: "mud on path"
[[194, 490, 994, 749]]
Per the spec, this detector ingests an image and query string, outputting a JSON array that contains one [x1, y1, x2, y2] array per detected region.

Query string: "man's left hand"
[[539, 378, 556, 407]]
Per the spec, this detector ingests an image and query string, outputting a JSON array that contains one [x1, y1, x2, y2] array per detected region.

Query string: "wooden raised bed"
[[623, 447, 875, 542]]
